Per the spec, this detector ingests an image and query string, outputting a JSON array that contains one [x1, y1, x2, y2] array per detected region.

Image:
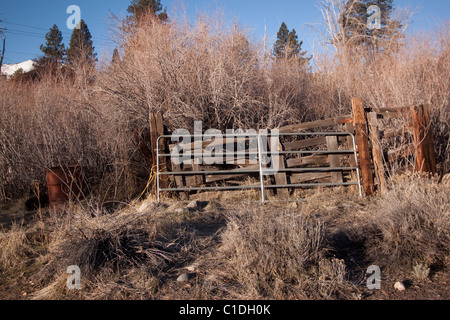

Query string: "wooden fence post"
[[352, 98, 375, 196], [410, 105, 437, 175], [367, 112, 387, 193]]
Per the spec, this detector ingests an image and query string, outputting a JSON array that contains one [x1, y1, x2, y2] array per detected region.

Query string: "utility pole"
[[0, 36, 5, 75], [0, 21, 5, 75]]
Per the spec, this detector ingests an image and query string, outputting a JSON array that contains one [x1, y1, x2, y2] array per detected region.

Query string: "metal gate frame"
[[156, 132, 362, 202]]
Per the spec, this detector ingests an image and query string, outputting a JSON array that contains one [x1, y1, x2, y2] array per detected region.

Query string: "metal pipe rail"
[[156, 132, 363, 202]]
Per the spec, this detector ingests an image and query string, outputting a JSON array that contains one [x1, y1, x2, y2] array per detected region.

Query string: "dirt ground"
[[0, 187, 449, 301]]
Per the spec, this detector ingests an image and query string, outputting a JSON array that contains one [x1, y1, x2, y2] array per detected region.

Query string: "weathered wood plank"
[[290, 172, 332, 184], [271, 135, 288, 196], [283, 136, 327, 151], [178, 136, 256, 152], [326, 136, 343, 183], [352, 98, 374, 196], [286, 155, 330, 167], [410, 105, 437, 174], [367, 112, 387, 193], [278, 115, 353, 133]]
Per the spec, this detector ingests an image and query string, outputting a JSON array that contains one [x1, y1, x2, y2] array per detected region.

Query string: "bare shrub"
[[40, 206, 173, 279], [219, 204, 354, 299], [366, 174, 450, 270], [313, 2, 449, 174], [0, 64, 139, 203], [99, 11, 310, 133]]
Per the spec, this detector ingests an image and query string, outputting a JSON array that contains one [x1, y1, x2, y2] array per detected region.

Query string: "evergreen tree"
[[38, 24, 66, 65], [67, 20, 97, 65], [112, 48, 121, 64], [273, 22, 310, 65], [127, 0, 168, 21], [273, 22, 289, 59], [341, 0, 403, 54]]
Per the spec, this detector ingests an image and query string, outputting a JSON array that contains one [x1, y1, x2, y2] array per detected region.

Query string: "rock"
[[185, 262, 200, 272], [291, 202, 299, 209], [394, 282, 406, 291], [340, 202, 354, 209], [175, 208, 189, 215], [187, 200, 200, 209], [177, 273, 190, 282]]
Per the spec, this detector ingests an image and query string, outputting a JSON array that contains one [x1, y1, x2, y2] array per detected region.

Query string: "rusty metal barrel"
[[46, 165, 84, 209]]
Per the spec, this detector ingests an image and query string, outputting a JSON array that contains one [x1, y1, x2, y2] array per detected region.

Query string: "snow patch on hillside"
[[1, 60, 36, 79]]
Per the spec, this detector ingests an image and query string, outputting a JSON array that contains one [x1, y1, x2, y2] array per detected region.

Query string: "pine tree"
[[273, 22, 289, 59], [112, 48, 121, 64], [67, 20, 96, 65], [38, 24, 66, 65], [341, 0, 403, 54], [127, 0, 168, 21], [273, 22, 310, 65]]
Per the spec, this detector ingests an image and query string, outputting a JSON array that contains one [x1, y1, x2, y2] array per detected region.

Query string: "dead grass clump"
[[0, 223, 33, 272], [219, 204, 354, 299], [31, 204, 174, 298], [366, 174, 450, 271]]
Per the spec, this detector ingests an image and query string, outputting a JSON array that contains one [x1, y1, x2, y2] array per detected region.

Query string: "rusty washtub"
[[46, 165, 84, 209]]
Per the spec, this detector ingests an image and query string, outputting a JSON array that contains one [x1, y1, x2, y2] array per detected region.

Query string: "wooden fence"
[[148, 97, 437, 199], [354, 98, 437, 195]]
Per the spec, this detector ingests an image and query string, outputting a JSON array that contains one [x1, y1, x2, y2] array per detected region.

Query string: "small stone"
[[394, 282, 406, 291], [291, 202, 298, 209], [187, 200, 200, 209], [175, 208, 189, 215], [177, 273, 190, 282], [185, 262, 199, 272]]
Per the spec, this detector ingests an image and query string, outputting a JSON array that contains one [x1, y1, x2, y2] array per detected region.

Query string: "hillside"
[[1, 60, 36, 79]]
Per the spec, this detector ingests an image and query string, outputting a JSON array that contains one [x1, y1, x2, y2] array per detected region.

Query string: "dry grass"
[[0, 177, 448, 300], [366, 174, 450, 272], [0, 222, 30, 271], [219, 203, 356, 299]]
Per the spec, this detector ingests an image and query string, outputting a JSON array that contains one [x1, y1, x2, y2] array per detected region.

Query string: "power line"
[[7, 50, 39, 56], [4, 29, 45, 39], [1, 21, 48, 32], [2, 21, 116, 44]]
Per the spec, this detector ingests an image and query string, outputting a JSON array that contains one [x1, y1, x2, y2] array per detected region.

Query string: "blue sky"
[[0, 0, 449, 64]]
